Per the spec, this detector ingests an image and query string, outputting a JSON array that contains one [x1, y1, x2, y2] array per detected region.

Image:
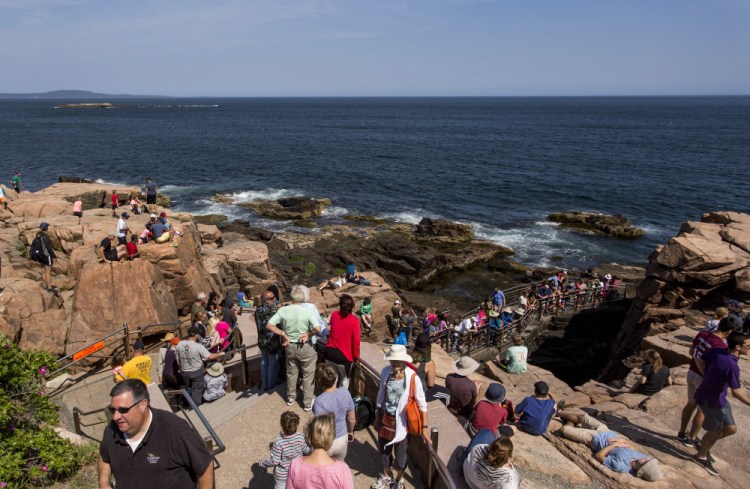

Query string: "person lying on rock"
[[557, 406, 663, 482]]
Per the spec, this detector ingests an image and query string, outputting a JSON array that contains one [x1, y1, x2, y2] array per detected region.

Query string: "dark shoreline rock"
[[214, 194, 332, 220], [548, 211, 645, 239]]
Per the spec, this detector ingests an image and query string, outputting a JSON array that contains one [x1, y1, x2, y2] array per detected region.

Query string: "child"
[[259, 411, 311, 489], [130, 195, 142, 215], [139, 225, 152, 244], [360, 296, 373, 332], [111, 354, 125, 383], [126, 235, 139, 259], [111, 190, 119, 217]]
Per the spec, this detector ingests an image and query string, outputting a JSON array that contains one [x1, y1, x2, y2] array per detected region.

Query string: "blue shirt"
[[150, 222, 167, 238], [515, 396, 555, 435], [592, 431, 647, 474], [492, 290, 505, 306]]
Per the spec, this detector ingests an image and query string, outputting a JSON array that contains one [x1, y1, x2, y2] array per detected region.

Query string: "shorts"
[[73, 211, 83, 217], [117, 235, 127, 246], [146, 194, 156, 204], [686, 369, 703, 402], [700, 403, 734, 432], [155, 233, 170, 243], [112, 204, 117, 210], [105, 249, 119, 262], [13, 186, 20, 193], [40, 256, 53, 267]]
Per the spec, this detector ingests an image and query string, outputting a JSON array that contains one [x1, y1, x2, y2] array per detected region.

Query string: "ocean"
[[2, 96, 749, 269]]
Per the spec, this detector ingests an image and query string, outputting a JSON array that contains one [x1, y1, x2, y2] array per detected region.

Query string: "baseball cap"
[[133, 340, 145, 350], [121, 212, 130, 219], [150, 213, 157, 219], [40, 222, 49, 230]]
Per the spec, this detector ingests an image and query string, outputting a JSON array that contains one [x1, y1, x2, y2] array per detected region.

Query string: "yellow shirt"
[[121, 354, 152, 385]]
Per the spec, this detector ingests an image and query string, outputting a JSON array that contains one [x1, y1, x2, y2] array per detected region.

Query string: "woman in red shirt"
[[325, 294, 361, 381]]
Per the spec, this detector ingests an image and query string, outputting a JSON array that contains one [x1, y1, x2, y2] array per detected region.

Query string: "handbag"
[[378, 412, 397, 441], [406, 374, 424, 436]]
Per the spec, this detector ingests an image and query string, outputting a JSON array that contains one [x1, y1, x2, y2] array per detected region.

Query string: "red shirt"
[[471, 400, 508, 434], [126, 242, 138, 257], [326, 310, 361, 362], [112, 193, 118, 205], [689, 331, 727, 375]]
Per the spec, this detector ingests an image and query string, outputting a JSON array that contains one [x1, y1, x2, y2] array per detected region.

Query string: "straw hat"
[[207, 363, 225, 377], [384, 344, 412, 363], [161, 332, 176, 342], [453, 356, 480, 376]]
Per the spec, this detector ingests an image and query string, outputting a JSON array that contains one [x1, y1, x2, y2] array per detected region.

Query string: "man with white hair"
[[266, 285, 321, 411], [191, 292, 207, 324]]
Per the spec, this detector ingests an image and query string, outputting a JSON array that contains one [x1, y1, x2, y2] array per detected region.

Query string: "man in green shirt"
[[266, 285, 321, 411], [11, 171, 22, 194]]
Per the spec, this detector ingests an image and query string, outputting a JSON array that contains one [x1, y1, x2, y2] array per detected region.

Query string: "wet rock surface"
[[549, 211, 645, 239]]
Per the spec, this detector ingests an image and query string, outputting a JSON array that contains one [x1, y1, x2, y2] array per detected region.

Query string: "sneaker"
[[391, 480, 405, 489], [693, 455, 718, 476], [677, 432, 695, 448], [371, 475, 393, 489], [303, 404, 313, 412], [693, 438, 702, 451], [706, 449, 715, 464], [286, 398, 295, 406]]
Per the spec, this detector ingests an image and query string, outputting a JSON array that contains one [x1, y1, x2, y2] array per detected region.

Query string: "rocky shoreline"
[[3, 180, 750, 487]]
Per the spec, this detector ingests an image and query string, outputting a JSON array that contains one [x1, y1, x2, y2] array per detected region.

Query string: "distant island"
[[0, 90, 169, 99]]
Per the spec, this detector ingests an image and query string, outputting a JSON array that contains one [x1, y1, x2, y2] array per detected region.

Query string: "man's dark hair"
[[110, 379, 150, 403], [717, 317, 738, 333], [727, 332, 750, 351]]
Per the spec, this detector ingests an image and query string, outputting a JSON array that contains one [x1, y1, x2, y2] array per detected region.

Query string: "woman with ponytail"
[[630, 349, 673, 395]]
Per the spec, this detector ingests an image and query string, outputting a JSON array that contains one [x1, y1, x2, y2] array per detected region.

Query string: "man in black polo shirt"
[[98, 379, 214, 489]]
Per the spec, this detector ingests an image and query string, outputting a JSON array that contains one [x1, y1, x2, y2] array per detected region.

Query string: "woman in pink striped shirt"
[[286, 414, 354, 489]]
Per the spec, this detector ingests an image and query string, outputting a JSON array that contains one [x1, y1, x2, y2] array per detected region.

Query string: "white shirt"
[[116, 218, 129, 238]]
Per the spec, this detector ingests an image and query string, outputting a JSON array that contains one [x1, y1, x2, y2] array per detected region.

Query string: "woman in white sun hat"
[[371, 344, 429, 489]]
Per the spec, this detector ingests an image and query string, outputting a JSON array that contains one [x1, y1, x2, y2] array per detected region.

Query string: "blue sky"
[[1, 0, 748, 96]]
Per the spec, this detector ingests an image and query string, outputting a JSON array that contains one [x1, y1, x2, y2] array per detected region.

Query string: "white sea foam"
[[379, 209, 442, 225], [322, 206, 349, 218], [226, 188, 302, 203], [159, 184, 194, 193], [94, 178, 130, 187]]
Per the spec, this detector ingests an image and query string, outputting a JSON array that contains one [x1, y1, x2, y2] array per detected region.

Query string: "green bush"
[[305, 262, 316, 277], [0, 335, 83, 486]]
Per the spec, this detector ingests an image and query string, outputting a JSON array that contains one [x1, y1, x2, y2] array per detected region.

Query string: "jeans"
[[261, 350, 280, 391], [181, 369, 205, 406]]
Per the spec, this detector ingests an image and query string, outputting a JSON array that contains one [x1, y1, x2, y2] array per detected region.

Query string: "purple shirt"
[[694, 349, 741, 408]]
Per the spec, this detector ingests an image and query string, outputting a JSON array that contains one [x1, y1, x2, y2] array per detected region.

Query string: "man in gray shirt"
[[176, 326, 222, 406]]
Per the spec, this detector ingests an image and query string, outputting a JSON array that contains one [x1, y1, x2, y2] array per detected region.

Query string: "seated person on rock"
[[629, 349, 672, 396], [150, 217, 173, 244], [514, 381, 557, 436], [497, 335, 528, 374], [99, 233, 127, 262], [557, 406, 662, 482], [463, 436, 520, 489], [467, 383, 516, 438], [318, 274, 345, 292], [237, 288, 252, 308], [446, 356, 482, 420], [126, 234, 139, 260]]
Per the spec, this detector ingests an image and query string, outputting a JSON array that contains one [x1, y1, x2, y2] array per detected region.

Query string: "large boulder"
[[231, 196, 331, 220], [0, 278, 67, 354], [67, 259, 178, 354], [202, 234, 275, 297], [548, 211, 645, 239], [414, 218, 474, 240], [603, 211, 750, 380]]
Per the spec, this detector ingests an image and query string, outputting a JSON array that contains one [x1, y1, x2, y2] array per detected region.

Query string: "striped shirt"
[[259, 432, 310, 482]]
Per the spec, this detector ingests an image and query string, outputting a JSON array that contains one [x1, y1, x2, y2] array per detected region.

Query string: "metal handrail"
[[47, 320, 182, 379], [164, 389, 226, 458], [355, 357, 457, 489]]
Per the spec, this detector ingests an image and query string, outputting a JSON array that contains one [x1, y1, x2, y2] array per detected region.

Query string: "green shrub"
[[0, 335, 83, 486], [305, 262, 316, 277]]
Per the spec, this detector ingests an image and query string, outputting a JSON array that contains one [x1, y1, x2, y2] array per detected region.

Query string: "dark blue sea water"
[[2, 97, 749, 269]]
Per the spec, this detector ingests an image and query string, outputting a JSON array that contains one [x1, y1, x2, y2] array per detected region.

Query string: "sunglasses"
[[108, 398, 145, 415]]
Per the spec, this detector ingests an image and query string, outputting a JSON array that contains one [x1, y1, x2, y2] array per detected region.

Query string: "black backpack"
[[353, 396, 375, 431], [30, 236, 44, 262]]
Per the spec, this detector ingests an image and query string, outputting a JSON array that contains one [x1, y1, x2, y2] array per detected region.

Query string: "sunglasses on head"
[[108, 398, 145, 415]]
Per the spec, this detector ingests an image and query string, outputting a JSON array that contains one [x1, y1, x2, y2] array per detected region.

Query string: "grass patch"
[[334, 268, 346, 277], [289, 256, 306, 263], [49, 442, 100, 489], [305, 263, 316, 277]]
